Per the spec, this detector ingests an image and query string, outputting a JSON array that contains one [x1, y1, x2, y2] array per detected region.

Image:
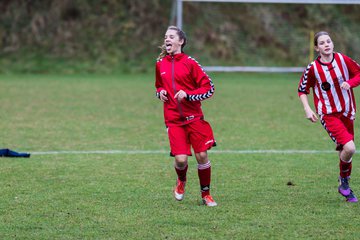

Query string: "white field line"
[[30, 149, 335, 155]]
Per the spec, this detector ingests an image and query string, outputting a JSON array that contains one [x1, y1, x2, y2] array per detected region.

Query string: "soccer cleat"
[[202, 195, 217, 207], [174, 179, 186, 201], [338, 176, 358, 202], [345, 190, 358, 203], [338, 176, 351, 197]]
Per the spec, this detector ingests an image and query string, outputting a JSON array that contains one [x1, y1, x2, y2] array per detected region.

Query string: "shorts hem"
[[170, 152, 192, 157]]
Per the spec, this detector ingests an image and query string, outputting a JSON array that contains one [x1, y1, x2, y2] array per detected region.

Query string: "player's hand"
[[304, 108, 318, 123], [159, 90, 168, 102], [341, 82, 351, 91], [174, 90, 187, 102]]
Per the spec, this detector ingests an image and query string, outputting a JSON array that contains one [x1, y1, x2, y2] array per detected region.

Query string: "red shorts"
[[167, 119, 216, 156], [320, 113, 354, 151]]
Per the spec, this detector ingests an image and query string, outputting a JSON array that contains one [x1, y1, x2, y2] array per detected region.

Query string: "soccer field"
[[1, 73, 359, 239]]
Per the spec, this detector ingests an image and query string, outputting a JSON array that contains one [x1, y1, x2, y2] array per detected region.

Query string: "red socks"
[[339, 158, 352, 178], [175, 164, 188, 182], [175, 161, 212, 198], [198, 161, 211, 198]]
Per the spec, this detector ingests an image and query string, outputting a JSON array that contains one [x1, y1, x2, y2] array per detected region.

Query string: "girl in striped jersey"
[[298, 31, 360, 202]]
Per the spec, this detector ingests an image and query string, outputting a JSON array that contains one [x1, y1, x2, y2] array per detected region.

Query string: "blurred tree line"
[[0, 0, 359, 74], [0, 0, 172, 73]]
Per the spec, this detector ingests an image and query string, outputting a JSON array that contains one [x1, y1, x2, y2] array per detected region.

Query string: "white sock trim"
[[340, 157, 352, 163], [198, 161, 211, 170]]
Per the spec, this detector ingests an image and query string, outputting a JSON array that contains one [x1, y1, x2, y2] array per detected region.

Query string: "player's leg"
[[338, 141, 357, 201], [339, 140, 355, 181], [189, 120, 217, 206], [339, 140, 356, 162], [321, 114, 358, 202], [194, 151, 217, 206], [173, 154, 188, 201], [337, 116, 357, 202], [167, 126, 191, 201], [195, 151, 210, 198], [174, 154, 188, 182]]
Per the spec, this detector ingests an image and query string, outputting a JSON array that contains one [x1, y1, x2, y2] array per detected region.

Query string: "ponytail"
[[157, 44, 167, 61]]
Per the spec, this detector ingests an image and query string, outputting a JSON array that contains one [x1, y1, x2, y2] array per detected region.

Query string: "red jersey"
[[298, 52, 360, 119], [155, 53, 215, 126]]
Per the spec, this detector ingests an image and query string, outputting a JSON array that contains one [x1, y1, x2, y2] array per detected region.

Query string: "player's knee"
[[344, 141, 356, 156], [195, 151, 208, 163], [175, 155, 188, 166]]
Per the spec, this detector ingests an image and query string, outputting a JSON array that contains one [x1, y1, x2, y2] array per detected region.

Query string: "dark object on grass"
[[0, 148, 31, 158], [287, 181, 295, 186]]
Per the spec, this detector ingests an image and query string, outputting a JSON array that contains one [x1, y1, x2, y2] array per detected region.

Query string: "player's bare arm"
[[299, 94, 318, 122]]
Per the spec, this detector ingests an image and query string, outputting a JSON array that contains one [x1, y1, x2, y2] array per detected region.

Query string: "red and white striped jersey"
[[298, 52, 360, 119]]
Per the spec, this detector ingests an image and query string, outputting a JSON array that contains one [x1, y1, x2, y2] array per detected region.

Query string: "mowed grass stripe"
[[30, 149, 334, 155]]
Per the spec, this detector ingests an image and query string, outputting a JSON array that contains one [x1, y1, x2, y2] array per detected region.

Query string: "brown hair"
[[157, 26, 187, 60], [314, 31, 330, 46]]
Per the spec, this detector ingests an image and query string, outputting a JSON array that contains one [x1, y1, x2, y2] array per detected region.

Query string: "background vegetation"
[[0, 0, 360, 74]]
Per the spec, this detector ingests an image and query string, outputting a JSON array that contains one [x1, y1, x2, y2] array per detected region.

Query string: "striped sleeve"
[[298, 62, 315, 95], [155, 58, 165, 99], [186, 56, 215, 101]]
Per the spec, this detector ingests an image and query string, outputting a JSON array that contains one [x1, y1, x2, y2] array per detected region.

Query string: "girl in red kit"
[[155, 26, 217, 206], [298, 31, 360, 202]]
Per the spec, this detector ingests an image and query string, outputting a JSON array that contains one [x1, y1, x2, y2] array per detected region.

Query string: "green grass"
[[0, 73, 359, 239]]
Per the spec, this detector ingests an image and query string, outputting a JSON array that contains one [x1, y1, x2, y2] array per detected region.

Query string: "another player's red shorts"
[[167, 119, 216, 156], [320, 113, 354, 151]]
